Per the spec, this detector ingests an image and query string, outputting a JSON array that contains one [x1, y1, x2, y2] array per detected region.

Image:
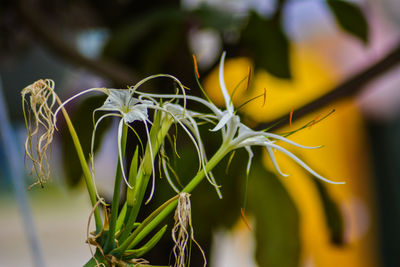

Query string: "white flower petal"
[[117, 119, 133, 189], [219, 52, 234, 113], [54, 87, 107, 127], [161, 149, 180, 194], [245, 146, 254, 175], [266, 146, 289, 177], [268, 143, 345, 184], [210, 112, 232, 132], [101, 89, 128, 110], [123, 104, 149, 123], [260, 132, 321, 149]]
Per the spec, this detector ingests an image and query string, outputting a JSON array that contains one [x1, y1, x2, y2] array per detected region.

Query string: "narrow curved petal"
[[129, 74, 187, 111], [91, 113, 121, 159], [161, 150, 180, 194], [268, 143, 345, 184], [144, 120, 156, 204], [53, 87, 107, 127], [261, 132, 321, 149], [88, 113, 119, 202], [160, 104, 223, 198], [266, 146, 289, 177], [219, 52, 234, 113], [186, 116, 223, 199], [210, 112, 232, 132], [136, 92, 222, 116], [245, 146, 254, 175], [117, 119, 133, 189]]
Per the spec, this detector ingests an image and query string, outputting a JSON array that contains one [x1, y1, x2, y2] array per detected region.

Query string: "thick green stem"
[[182, 145, 229, 193], [59, 105, 102, 232], [105, 123, 128, 252]]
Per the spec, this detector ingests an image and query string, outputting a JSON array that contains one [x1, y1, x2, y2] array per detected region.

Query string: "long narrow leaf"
[[113, 195, 179, 255], [123, 225, 168, 258]]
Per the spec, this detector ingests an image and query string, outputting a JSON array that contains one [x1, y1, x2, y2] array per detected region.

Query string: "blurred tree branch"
[[262, 43, 400, 131], [17, 0, 137, 86], [15, 0, 400, 129]]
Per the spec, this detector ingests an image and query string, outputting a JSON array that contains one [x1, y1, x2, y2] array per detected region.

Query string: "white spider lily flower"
[[52, 73, 218, 203], [207, 52, 345, 185], [95, 89, 153, 123], [94, 89, 155, 190], [54, 88, 155, 191], [135, 52, 344, 186], [127, 93, 226, 196]]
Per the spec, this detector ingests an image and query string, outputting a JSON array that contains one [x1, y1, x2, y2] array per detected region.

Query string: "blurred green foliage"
[[240, 11, 291, 78], [327, 0, 369, 44]]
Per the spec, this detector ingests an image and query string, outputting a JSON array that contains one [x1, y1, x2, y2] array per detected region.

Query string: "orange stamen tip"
[[289, 107, 294, 128], [309, 115, 321, 128], [240, 208, 252, 231], [246, 66, 252, 91], [192, 54, 200, 79]]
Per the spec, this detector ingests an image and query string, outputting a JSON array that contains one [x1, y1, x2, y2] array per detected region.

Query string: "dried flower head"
[[21, 79, 58, 187]]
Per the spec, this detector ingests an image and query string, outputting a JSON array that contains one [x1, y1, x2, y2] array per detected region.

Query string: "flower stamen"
[[246, 66, 252, 91], [192, 54, 200, 79]]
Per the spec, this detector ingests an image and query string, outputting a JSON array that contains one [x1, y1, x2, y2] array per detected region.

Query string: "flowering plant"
[[22, 53, 343, 267]]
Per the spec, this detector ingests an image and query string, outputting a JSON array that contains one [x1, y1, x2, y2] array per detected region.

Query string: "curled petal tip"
[[210, 125, 223, 132], [210, 113, 231, 132], [331, 181, 346, 185]]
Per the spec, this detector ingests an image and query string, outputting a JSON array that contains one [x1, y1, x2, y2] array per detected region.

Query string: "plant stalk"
[[105, 122, 128, 252], [56, 97, 102, 232]]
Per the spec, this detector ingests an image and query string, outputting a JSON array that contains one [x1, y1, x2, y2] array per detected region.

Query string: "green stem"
[[59, 105, 102, 232], [105, 123, 128, 252], [183, 145, 229, 193]]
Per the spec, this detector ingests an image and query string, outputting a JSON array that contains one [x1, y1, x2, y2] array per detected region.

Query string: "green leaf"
[[240, 11, 291, 79], [116, 202, 128, 233], [103, 8, 186, 74], [113, 195, 179, 254], [127, 146, 139, 207], [103, 8, 184, 59], [313, 179, 345, 245], [61, 96, 110, 187], [123, 224, 168, 259], [247, 159, 300, 267], [327, 0, 369, 44]]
